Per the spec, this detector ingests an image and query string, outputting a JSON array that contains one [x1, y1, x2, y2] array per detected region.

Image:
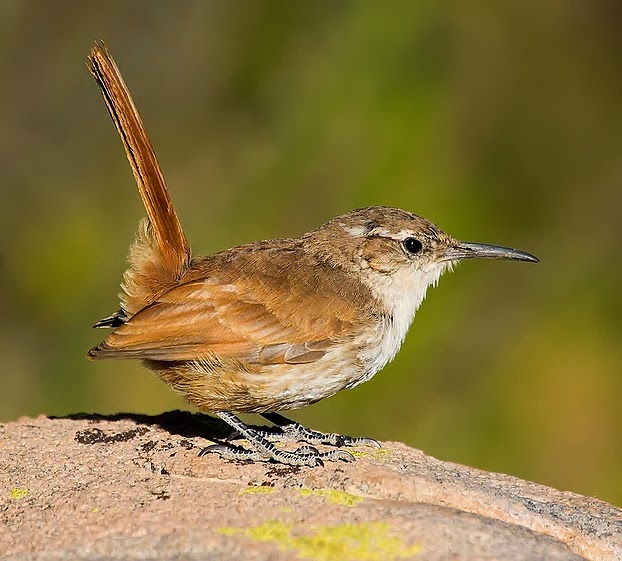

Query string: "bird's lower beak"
[[444, 241, 539, 263]]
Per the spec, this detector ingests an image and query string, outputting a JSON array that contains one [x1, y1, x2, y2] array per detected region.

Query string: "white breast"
[[352, 262, 449, 387]]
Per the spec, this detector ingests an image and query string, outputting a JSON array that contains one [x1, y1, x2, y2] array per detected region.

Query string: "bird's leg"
[[258, 412, 381, 448], [199, 411, 354, 467]]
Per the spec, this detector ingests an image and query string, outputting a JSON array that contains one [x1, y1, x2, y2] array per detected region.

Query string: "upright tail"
[[88, 44, 191, 318]]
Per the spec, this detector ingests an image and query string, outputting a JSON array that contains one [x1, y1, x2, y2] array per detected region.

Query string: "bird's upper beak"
[[443, 241, 539, 263]]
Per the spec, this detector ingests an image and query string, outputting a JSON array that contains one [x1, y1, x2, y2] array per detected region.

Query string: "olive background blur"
[[1, 2, 621, 505]]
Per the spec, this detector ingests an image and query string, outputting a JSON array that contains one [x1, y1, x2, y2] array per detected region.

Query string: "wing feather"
[[90, 279, 353, 363], [89, 246, 375, 365]]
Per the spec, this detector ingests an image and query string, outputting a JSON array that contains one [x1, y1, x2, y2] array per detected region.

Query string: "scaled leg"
[[199, 411, 355, 467], [260, 412, 381, 448]]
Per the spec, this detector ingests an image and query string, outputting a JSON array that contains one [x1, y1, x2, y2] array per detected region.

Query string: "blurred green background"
[[1, 2, 621, 505]]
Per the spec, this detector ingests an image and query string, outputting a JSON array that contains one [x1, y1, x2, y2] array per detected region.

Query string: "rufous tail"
[[87, 43, 191, 318]]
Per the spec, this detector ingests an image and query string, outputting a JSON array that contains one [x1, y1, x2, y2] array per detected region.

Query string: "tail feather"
[[87, 44, 191, 317], [93, 309, 127, 329]]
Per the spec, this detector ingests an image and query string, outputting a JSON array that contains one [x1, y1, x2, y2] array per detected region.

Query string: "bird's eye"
[[403, 237, 423, 254]]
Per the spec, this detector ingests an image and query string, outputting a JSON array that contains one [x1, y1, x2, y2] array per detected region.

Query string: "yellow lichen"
[[347, 447, 391, 461], [219, 520, 420, 561], [298, 488, 362, 507], [294, 522, 421, 561], [238, 485, 276, 495], [218, 527, 239, 536], [246, 520, 292, 542], [9, 488, 29, 500], [348, 449, 368, 459], [371, 448, 391, 461]]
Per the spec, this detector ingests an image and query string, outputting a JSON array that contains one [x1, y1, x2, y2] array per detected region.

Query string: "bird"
[[86, 44, 539, 467]]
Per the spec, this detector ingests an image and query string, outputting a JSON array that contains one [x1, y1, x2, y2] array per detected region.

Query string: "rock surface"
[[1, 411, 620, 561]]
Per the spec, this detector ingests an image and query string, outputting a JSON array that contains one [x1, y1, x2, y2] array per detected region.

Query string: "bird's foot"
[[200, 440, 354, 467], [200, 411, 354, 467], [260, 412, 381, 448]]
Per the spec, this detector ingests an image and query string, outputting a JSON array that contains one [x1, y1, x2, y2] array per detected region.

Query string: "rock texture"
[[1, 412, 620, 561]]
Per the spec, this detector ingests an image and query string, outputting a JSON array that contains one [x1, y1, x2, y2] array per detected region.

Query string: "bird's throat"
[[354, 262, 451, 384]]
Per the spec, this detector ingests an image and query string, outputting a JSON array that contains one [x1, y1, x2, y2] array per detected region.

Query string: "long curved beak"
[[444, 241, 539, 263]]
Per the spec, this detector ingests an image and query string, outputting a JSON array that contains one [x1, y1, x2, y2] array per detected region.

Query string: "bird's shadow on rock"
[[50, 410, 261, 443]]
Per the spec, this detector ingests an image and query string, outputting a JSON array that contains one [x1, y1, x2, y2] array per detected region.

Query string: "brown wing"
[[88, 252, 371, 365]]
